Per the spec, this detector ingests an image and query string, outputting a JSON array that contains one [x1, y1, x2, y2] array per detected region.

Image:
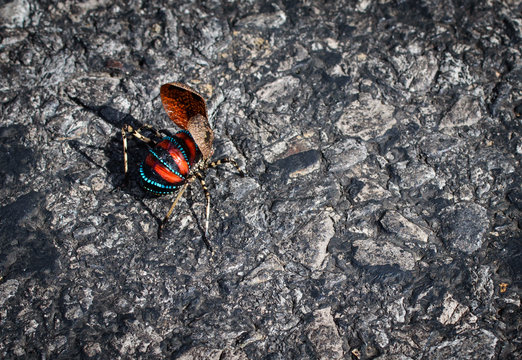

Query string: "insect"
[[121, 82, 244, 238]]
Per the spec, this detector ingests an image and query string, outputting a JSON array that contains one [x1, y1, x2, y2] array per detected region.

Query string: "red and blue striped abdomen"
[[139, 130, 201, 195]]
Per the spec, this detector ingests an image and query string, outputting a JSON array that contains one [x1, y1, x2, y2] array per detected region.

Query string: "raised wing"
[[160, 82, 208, 129]]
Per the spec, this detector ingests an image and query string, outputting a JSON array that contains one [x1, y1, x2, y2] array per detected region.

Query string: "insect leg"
[[121, 126, 130, 180], [135, 124, 163, 140], [208, 157, 245, 177], [194, 171, 211, 237], [160, 182, 190, 231], [122, 124, 155, 145], [121, 124, 161, 183]]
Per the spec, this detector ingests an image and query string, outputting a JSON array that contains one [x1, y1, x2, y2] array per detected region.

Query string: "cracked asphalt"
[[0, 0, 521, 359]]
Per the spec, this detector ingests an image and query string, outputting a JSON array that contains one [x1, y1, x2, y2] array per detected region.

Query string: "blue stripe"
[[164, 136, 189, 166], [179, 130, 199, 152], [148, 148, 186, 181], [141, 184, 173, 196], [139, 164, 178, 191]]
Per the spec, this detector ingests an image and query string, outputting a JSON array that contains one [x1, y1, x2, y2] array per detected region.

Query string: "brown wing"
[[160, 82, 208, 130]]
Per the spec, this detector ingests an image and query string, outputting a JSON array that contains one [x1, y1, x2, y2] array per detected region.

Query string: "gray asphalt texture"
[[0, 0, 521, 359]]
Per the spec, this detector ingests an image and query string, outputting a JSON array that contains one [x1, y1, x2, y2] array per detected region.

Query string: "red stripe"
[[145, 154, 184, 184], [176, 132, 198, 165], [157, 140, 190, 176]]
